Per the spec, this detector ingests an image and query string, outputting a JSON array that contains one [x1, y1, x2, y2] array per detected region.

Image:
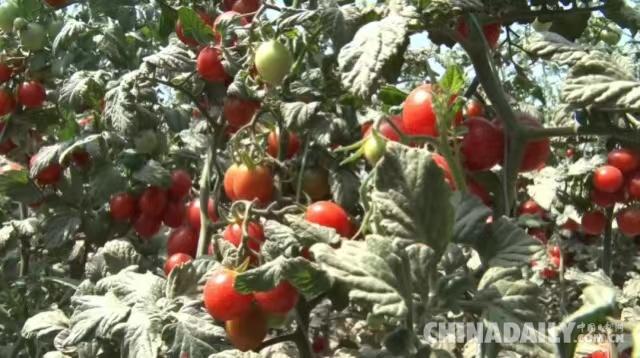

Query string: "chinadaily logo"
[[423, 322, 628, 344]]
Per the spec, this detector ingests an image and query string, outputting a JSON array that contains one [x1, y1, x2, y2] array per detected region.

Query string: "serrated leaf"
[[525, 166, 561, 210], [42, 208, 82, 249], [64, 293, 130, 345], [96, 271, 166, 305], [101, 239, 142, 274], [477, 217, 542, 268], [338, 14, 410, 98], [59, 71, 107, 110], [30, 144, 67, 179], [143, 44, 194, 73], [132, 160, 171, 187], [0, 223, 17, 256], [234, 256, 331, 299], [370, 143, 454, 256], [439, 65, 465, 94], [177, 7, 215, 44], [88, 164, 127, 203], [104, 70, 143, 135], [310, 236, 410, 319], [450, 191, 491, 245], [553, 285, 618, 358], [121, 305, 162, 358], [166, 261, 199, 299], [280, 101, 322, 131], [169, 304, 229, 358], [53, 20, 89, 53], [22, 310, 69, 340], [328, 166, 360, 212], [378, 85, 408, 106], [524, 32, 589, 66], [261, 220, 301, 261], [285, 214, 343, 245]]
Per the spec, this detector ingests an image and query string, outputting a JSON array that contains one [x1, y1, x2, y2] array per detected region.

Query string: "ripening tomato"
[[29, 155, 62, 186], [607, 148, 639, 173], [109, 192, 136, 221], [267, 130, 300, 159], [305, 201, 352, 237], [364, 116, 405, 142], [254, 281, 299, 314], [510, 114, 550, 172], [561, 219, 580, 232], [301, 167, 330, 201], [432, 153, 455, 189], [225, 306, 267, 352], [616, 207, 640, 237], [168, 169, 192, 201], [185, 198, 218, 231], [591, 188, 625, 208], [0, 63, 12, 83], [224, 163, 274, 204], [461, 117, 504, 171], [0, 89, 15, 116], [203, 268, 254, 321], [17, 81, 46, 109], [467, 178, 492, 206], [167, 226, 199, 257], [254, 40, 293, 86], [223, 97, 260, 130], [593, 165, 624, 193], [197, 46, 228, 82], [164, 253, 192, 276], [566, 148, 575, 158], [163, 201, 186, 228], [581, 210, 607, 236], [44, 0, 66, 8], [456, 19, 501, 49], [363, 134, 386, 165], [175, 11, 213, 46], [223, 221, 265, 252], [627, 171, 640, 200], [518, 199, 545, 217], [232, 0, 261, 14], [134, 214, 162, 238], [138, 186, 168, 218], [464, 100, 484, 118], [70, 150, 91, 169], [402, 84, 437, 137]]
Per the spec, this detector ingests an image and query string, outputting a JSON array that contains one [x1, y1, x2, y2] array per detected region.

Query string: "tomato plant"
[[616, 207, 640, 237]]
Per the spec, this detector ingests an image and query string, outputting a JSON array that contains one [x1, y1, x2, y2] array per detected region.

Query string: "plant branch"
[[258, 332, 297, 351], [196, 143, 215, 258]]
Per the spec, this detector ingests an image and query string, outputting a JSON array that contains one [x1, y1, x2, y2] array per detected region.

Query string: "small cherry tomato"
[[254, 281, 299, 314], [616, 207, 640, 237], [17, 81, 46, 109], [197, 46, 228, 82], [134, 214, 162, 238], [138, 186, 168, 218], [185, 198, 218, 231], [168, 169, 192, 201], [203, 268, 254, 321], [223, 221, 265, 252], [223, 97, 260, 130], [164, 253, 192, 276], [267, 130, 301, 159], [581, 210, 607, 236], [167, 226, 199, 257], [225, 163, 274, 204], [591, 188, 626, 208], [305, 201, 353, 237], [464, 100, 484, 118], [593, 165, 624, 193], [109, 192, 137, 221], [225, 305, 267, 352], [607, 148, 640, 173], [518, 199, 545, 217], [0, 89, 16, 116], [162, 201, 186, 228], [461, 117, 504, 172]]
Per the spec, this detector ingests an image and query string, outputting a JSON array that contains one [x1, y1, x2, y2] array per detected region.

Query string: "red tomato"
[[561, 219, 580, 232], [511, 114, 550, 172], [17, 81, 46, 109], [224, 163, 274, 204], [254, 281, 299, 314], [138, 186, 168, 218], [223, 221, 265, 252], [197, 47, 227, 82], [312, 336, 327, 354], [305, 201, 353, 237], [402, 84, 437, 137], [581, 210, 607, 236], [175, 11, 213, 46], [223, 97, 260, 130], [203, 268, 254, 321], [566, 148, 575, 158], [591, 188, 625, 208], [70, 150, 91, 169], [301, 167, 330, 201], [109, 192, 137, 221], [593, 165, 624, 193], [432, 153, 455, 189], [134, 214, 162, 238], [45, 0, 67, 7], [29, 155, 62, 186], [518, 199, 545, 217], [461, 117, 504, 172], [266, 130, 300, 159], [540, 266, 558, 279], [168, 169, 192, 201], [225, 305, 267, 352], [464, 100, 484, 118], [528, 228, 548, 243], [616, 207, 640, 237], [163, 201, 185, 228], [586, 351, 609, 358], [231, 0, 260, 14], [607, 148, 639, 173], [213, 11, 248, 43], [0, 136, 16, 154], [0, 89, 16, 116], [223, 0, 239, 10], [185, 198, 218, 231], [167, 226, 199, 257], [364, 115, 405, 142], [456, 19, 501, 49], [548, 245, 561, 258], [627, 171, 640, 199], [164, 253, 192, 275], [467, 178, 491, 206], [0, 63, 12, 83]]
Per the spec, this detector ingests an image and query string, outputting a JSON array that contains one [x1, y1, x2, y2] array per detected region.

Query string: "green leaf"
[[369, 143, 454, 256], [378, 85, 408, 106], [328, 166, 360, 212], [157, 3, 177, 39], [338, 14, 411, 98], [165, 261, 199, 300], [143, 44, 194, 73], [633, 324, 640, 358], [554, 285, 618, 358], [88, 164, 127, 203], [439, 64, 465, 94], [478, 217, 543, 268], [523, 32, 589, 66], [0, 169, 41, 203], [63, 293, 130, 345], [59, 71, 107, 111], [0, 223, 17, 256], [21, 310, 69, 340], [450, 191, 491, 245], [234, 256, 332, 299], [261, 220, 302, 261], [310, 236, 411, 319], [177, 7, 215, 44], [96, 271, 166, 306], [121, 306, 162, 358], [104, 70, 143, 135], [85, 239, 142, 281], [169, 304, 229, 358], [285, 214, 343, 245], [280, 101, 322, 131], [42, 208, 82, 249], [52, 19, 90, 53], [132, 160, 171, 187], [30, 143, 67, 179]]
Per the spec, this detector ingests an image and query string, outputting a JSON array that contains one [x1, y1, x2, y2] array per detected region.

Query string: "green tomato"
[[47, 19, 64, 40], [134, 130, 159, 154], [363, 134, 386, 166], [254, 40, 293, 86], [20, 23, 47, 51], [0, 1, 19, 33], [600, 29, 621, 46]]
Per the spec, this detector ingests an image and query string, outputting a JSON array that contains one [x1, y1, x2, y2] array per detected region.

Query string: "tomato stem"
[[196, 142, 215, 258]]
